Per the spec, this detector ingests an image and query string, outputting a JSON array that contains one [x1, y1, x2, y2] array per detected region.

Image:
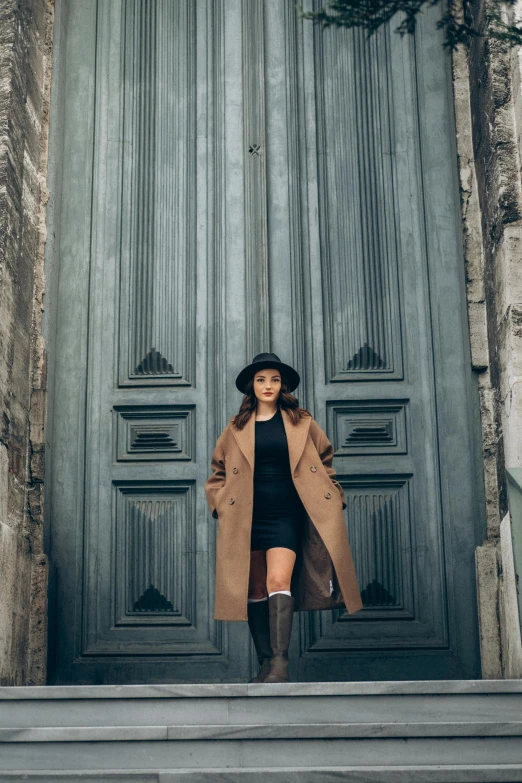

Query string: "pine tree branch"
[[296, 0, 522, 50]]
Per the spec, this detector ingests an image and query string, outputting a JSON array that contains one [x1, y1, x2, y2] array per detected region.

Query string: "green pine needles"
[[297, 0, 522, 50]]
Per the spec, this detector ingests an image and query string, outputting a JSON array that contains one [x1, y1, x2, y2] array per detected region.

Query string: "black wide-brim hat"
[[235, 352, 300, 394]]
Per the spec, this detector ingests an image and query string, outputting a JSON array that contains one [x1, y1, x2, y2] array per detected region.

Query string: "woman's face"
[[253, 368, 282, 405]]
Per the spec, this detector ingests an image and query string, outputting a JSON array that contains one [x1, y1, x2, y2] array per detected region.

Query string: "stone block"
[[502, 379, 522, 467], [0, 443, 7, 524], [450, 47, 487, 304], [27, 553, 47, 686], [475, 541, 503, 678], [467, 301, 489, 370], [495, 226, 522, 327], [499, 513, 522, 677], [0, 521, 30, 685]]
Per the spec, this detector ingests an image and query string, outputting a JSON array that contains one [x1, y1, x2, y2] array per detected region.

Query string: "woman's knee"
[[266, 575, 291, 593]]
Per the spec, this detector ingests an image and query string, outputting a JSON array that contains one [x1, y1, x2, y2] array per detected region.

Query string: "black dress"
[[250, 407, 306, 553]]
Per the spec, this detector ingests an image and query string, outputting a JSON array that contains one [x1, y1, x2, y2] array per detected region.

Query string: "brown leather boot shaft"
[[264, 593, 294, 683], [247, 600, 273, 683]]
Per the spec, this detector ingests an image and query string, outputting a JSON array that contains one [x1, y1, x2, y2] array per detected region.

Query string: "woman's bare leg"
[[265, 547, 296, 593], [248, 550, 268, 600]]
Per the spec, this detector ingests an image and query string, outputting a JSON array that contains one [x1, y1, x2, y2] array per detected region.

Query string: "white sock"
[[247, 596, 268, 603], [268, 590, 291, 597]]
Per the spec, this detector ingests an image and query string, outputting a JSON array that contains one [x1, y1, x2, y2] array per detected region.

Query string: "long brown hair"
[[230, 373, 312, 430]]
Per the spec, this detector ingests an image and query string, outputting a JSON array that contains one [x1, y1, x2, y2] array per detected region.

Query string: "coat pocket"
[[213, 484, 227, 518]]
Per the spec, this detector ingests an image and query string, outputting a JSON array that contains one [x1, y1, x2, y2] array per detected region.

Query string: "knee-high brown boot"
[[264, 593, 294, 683], [247, 600, 273, 683]]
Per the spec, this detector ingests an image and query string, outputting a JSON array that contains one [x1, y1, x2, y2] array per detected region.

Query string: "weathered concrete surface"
[[0, 0, 53, 685]]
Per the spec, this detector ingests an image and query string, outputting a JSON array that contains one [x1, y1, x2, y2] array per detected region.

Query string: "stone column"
[[451, 0, 522, 678], [0, 0, 54, 685]]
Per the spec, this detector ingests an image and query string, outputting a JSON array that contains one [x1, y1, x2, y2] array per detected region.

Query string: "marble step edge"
[[1, 764, 522, 782], [2, 680, 522, 700], [2, 721, 522, 742]]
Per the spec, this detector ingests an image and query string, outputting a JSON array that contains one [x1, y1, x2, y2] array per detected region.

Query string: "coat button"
[[310, 466, 317, 472], [229, 498, 235, 504], [232, 467, 238, 473], [325, 492, 331, 499]]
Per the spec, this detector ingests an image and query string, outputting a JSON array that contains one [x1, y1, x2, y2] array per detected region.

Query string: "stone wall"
[[451, 0, 522, 677], [0, 0, 54, 686]]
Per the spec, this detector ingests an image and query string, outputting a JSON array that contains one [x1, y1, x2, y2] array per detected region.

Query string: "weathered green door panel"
[[47, 0, 250, 684], [263, 0, 482, 678], [46, 0, 483, 683]]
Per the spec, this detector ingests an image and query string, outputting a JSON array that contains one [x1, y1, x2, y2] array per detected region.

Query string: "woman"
[[205, 352, 363, 683]]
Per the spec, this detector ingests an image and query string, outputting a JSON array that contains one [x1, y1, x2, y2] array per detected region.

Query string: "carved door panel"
[[48, 0, 253, 684], [47, 0, 482, 684], [261, 1, 482, 679]]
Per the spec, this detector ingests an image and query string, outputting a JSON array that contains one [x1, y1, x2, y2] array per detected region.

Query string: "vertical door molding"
[[118, 0, 197, 387], [290, 0, 480, 678], [264, 0, 311, 404], [242, 0, 270, 355]]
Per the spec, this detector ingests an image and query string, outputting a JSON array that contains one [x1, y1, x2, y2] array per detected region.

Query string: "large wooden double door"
[[46, 0, 484, 683]]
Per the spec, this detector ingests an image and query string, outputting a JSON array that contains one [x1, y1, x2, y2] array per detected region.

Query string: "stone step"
[[2, 719, 522, 741], [1, 768, 522, 783], [0, 681, 521, 781]]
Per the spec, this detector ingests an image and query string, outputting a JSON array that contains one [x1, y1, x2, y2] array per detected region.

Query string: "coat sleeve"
[[204, 431, 227, 519], [318, 428, 347, 510]]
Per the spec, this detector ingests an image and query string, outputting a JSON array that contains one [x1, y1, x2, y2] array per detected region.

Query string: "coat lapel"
[[230, 410, 255, 471], [282, 407, 312, 475], [230, 407, 312, 475]]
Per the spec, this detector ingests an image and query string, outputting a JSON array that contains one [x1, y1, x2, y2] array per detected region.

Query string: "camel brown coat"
[[204, 408, 364, 621]]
